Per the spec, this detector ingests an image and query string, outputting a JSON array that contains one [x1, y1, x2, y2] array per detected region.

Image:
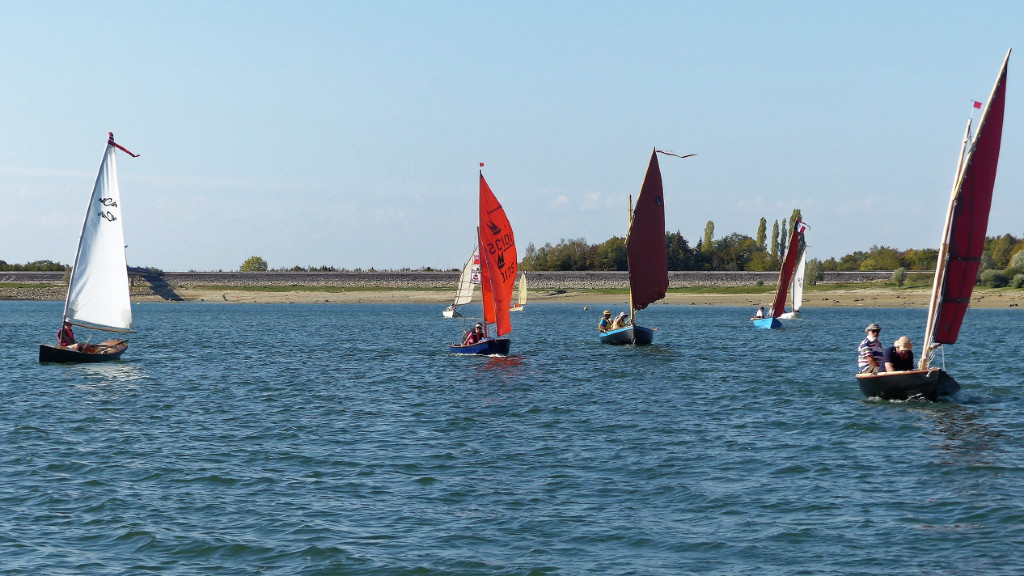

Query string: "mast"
[[920, 118, 971, 369]]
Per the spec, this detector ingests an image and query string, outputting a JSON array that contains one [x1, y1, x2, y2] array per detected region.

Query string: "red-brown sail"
[[626, 150, 668, 312], [769, 221, 805, 318], [478, 173, 517, 337], [933, 53, 1008, 345]]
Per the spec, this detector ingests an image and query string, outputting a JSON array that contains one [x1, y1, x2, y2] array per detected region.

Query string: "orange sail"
[[626, 149, 668, 312], [478, 173, 517, 337]]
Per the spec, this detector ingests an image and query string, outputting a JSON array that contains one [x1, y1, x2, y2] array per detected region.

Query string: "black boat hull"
[[39, 341, 128, 363], [855, 368, 960, 401]]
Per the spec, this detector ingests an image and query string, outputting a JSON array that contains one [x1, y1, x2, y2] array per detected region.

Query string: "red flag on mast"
[[973, 101, 983, 109]]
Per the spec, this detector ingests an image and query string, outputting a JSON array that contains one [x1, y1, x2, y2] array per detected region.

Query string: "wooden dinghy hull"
[[855, 368, 960, 401], [599, 325, 654, 346], [448, 338, 511, 356], [39, 341, 128, 363]]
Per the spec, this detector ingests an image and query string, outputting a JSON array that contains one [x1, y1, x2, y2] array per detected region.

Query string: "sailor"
[[612, 312, 629, 329], [463, 323, 485, 345], [598, 310, 612, 332], [858, 323, 885, 374], [57, 321, 79, 351]]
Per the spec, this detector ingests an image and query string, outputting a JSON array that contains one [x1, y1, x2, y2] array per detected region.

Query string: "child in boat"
[[463, 323, 485, 345]]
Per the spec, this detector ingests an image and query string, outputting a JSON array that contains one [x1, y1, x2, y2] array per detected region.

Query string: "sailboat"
[[509, 272, 528, 312], [448, 171, 517, 356], [599, 149, 679, 345], [778, 250, 806, 320], [39, 133, 139, 363], [753, 220, 808, 329], [442, 247, 480, 318], [856, 49, 1009, 401]]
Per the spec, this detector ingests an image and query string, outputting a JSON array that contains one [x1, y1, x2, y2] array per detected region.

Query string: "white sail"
[[510, 272, 528, 311], [63, 141, 133, 333], [453, 248, 480, 306], [791, 251, 806, 312]]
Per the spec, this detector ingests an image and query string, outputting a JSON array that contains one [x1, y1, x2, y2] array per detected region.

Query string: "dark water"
[[2, 301, 1023, 575]]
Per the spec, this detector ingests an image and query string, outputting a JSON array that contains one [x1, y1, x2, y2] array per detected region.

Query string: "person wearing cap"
[[598, 310, 613, 332], [858, 323, 885, 374], [883, 336, 915, 372], [612, 312, 629, 329], [463, 323, 485, 345]]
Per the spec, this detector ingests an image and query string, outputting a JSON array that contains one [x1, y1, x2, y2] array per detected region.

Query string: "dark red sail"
[[626, 149, 669, 311], [934, 53, 1008, 344]]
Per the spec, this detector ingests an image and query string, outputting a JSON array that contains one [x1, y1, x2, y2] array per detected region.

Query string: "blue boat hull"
[[752, 317, 782, 329], [448, 338, 511, 356], [599, 325, 654, 346]]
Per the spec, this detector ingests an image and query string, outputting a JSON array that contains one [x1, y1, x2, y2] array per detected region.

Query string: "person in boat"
[[883, 336, 915, 372], [598, 310, 612, 332], [57, 321, 80, 351], [463, 323, 485, 346], [858, 323, 885, 374], [753, 306, 765, 319], [612, 312, 629, 329]]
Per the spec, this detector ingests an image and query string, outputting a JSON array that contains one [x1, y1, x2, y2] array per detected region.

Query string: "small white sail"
[[444, 248, 480, 317], [510, 272, 528, 311], [791, 251, 806, 313], [453, 248, 480, 307], [63, 140, 134, 333]]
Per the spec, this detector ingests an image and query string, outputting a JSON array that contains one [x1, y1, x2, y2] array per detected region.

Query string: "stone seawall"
[[2, 270, 902, 291]]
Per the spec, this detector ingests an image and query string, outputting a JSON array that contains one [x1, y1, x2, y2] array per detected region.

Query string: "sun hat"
[[865, 323, 881, 332], [894, 336, 912, 350], [603, 310, 611, 315]]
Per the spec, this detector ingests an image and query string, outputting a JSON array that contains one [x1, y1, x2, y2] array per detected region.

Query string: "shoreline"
[[2, 271, 1022, 308], [165, 286, 1023, 308], [4, 285, 1023, 309]]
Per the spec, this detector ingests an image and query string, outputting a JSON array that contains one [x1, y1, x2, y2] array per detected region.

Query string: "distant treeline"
[[0, 260, 69, 272], [520, 225, 1024, 278]]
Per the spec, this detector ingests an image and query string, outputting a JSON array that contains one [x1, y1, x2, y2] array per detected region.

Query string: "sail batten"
[[63, 140, 134, 333], [626, 149, 668, 312]]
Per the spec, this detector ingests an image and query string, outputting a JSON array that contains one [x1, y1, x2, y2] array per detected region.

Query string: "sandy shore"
[[152, 286, 1024, 309]]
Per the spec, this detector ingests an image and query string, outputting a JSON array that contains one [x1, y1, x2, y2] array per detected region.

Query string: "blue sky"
[[1, 1, 1021, 271]]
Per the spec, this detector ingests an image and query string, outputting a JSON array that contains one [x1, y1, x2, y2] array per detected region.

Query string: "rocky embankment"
[[2, 270, 898, 301]]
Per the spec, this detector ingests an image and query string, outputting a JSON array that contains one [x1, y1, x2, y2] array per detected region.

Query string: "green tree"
[[702, 221, 715, 251], [805, 258, 825, 285], [860, 246, 901, 270], [756, 218, 767, 252], [988, 233, 1017, 268], [778, 218, 788, 258], [240, 255, 269, 272], [770, 220, 780, 260], [891, 267, 907, 289], [592, 237, 627, 271]]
